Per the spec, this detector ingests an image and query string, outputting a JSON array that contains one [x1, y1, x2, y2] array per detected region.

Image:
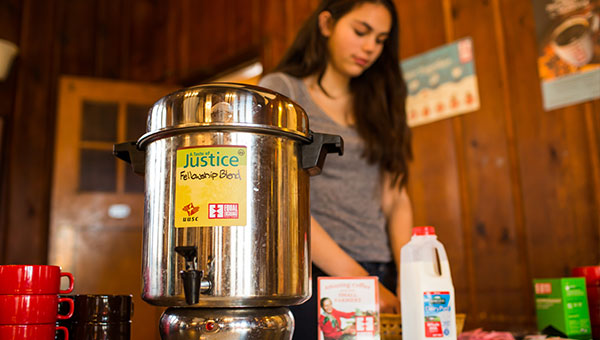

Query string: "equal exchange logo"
[[208, 203, 239, 219], [174, 146, 247, 228]]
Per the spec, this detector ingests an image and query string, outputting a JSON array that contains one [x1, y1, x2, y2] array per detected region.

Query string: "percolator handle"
[[113, 141, 145, 175], [302, 132, 344, 176]]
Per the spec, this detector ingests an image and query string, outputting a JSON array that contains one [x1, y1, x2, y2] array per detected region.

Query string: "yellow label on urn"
[[174, 146, 247, 227]]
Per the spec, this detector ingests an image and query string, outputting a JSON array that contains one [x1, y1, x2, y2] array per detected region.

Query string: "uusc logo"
[[182, 203, 199, 217]]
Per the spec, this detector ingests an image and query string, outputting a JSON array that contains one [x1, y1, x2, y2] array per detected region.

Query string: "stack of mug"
[[0, 265, 75, 340]]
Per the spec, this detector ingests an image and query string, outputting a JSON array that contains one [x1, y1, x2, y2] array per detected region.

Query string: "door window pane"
[[79, 149, 116, 192], [81, 101, 118, 142], [126, 104, 149, 141]]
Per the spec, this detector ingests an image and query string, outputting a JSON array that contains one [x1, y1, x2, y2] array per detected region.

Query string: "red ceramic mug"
[[0, 265, 74, 294], [0, 323, 68, 340], [0, 294, 74, 324]]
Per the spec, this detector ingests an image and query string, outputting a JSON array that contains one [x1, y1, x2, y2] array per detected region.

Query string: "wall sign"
[[532, 0, 600, 110], [401, 37, 481, 127]]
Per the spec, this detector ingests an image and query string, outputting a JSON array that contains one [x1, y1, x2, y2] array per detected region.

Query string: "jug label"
[[175, 145, 247, 227], [423, 291, 452, 338]]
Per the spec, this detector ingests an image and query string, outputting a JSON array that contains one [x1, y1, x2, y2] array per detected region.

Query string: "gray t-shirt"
[[259, 72, 391, 262]]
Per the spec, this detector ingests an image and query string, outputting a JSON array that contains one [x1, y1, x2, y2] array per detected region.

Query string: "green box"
[[533, 278, 592, 339]]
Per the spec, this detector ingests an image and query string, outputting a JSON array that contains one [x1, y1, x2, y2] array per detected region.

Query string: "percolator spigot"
[[175, 246, 211, 305]]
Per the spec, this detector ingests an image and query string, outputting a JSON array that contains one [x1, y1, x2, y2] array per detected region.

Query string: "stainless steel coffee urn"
[[114, 83, 343, 339]]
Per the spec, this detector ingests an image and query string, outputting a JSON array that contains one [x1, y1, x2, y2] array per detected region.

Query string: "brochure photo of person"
[[319, 297, 357, 340]]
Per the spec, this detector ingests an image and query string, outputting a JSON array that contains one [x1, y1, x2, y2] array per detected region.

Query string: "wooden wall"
[[1, 0, 599, 331], [0, 0, 263, 265], [396, 0, 600, 330]]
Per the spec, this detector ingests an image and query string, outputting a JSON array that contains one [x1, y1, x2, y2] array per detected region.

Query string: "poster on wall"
[[400, 37, 480, 127], [532, 0, 600, 110]]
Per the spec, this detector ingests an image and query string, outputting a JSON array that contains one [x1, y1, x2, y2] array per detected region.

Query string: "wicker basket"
[[380, 313, 466, 340]]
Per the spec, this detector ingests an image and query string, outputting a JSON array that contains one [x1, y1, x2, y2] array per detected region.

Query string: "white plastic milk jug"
[[401, 226, 456, 339]]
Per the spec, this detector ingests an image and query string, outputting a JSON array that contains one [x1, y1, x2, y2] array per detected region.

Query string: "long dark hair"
[[274, 0, 412, 188]]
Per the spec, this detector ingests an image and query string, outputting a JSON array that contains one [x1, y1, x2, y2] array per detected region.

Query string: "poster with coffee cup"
[[532, 0, 600, 110]]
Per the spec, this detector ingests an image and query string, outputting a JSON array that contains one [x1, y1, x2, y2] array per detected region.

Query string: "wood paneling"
[[261, 0, 321, 72], [397, 0, 471, 321], [2, 0, 60, 265], [127, 0, 170, 81], [0, 0, 22, 256], [498, 0, 600, 285], [453, 0, 528, 328], [1, 0, 599, 332], [177, 0, 263, 82]]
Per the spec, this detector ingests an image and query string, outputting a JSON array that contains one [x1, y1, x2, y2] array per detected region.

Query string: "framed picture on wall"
[[532, 0, 600, 110], [400, 37, 481, 127]]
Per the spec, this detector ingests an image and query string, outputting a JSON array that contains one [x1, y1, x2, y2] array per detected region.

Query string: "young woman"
[[259, 0, 413, 337]]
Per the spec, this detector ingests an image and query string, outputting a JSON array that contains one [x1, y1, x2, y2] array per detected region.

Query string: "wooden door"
[[49, 76, 178, 340]]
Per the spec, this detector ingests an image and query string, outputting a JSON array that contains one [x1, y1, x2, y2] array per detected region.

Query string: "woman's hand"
[[311, 217, 401, 314], [379, 283, 400, 313]]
